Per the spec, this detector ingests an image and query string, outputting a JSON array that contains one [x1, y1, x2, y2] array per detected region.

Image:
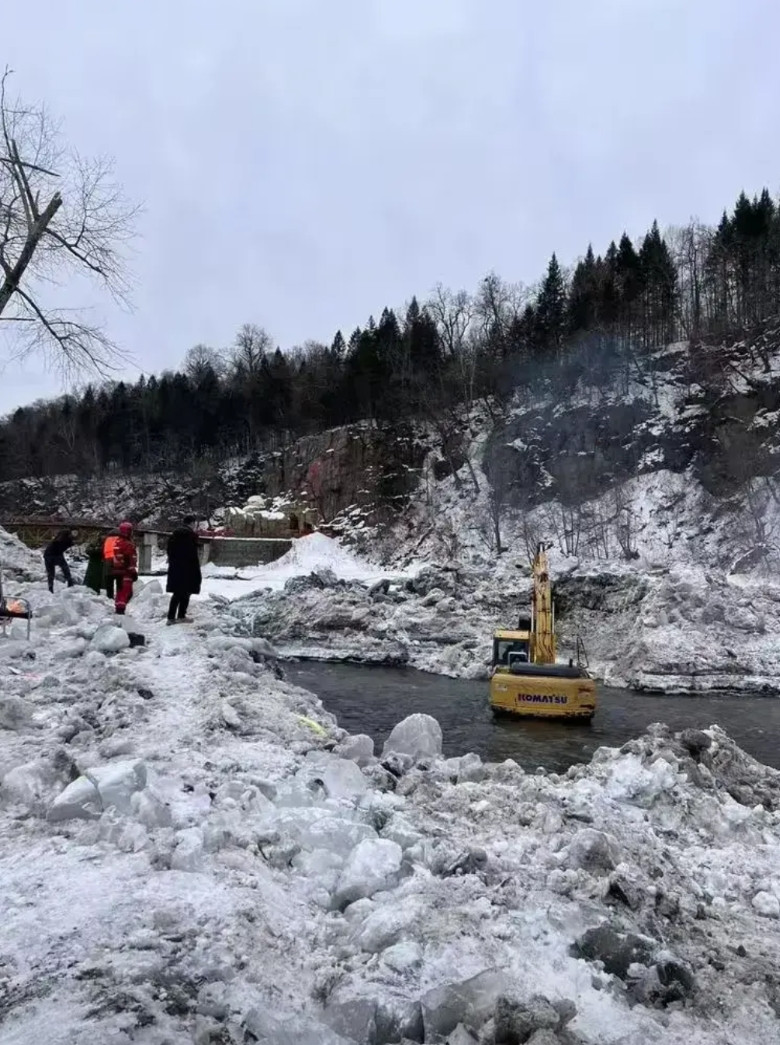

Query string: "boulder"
[[421, 970, 510, 1039], [382, 714, 443, 761], [334, 734, 375, 767], [572, 925, 656, 979]]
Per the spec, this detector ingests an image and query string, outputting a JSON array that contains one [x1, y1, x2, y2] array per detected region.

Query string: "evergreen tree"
[[535, 253, 568, 353], [639, 220, 677, 347], [568, 245, 598, 333]]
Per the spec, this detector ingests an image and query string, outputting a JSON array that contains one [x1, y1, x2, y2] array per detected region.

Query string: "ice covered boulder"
[[274, 809, 377, 857], [421, 969, 511, 1039], [334, 734, 375, 767], [564, 828, 621, 874], [0, 695, 36, 731], [382, 713, 442, 760], [131, 788, 173, 828], [628, 955, 697, 1008], [243, 1008, 354, 1045], [90, 624, 130, 654], [572, 925, 656, 979], [171, 827, 205, 872], [48, 759, 147, 821], [2, 759, 59, 812], [752, 891, 780, 918], [382, 940, 422, 973], [323, 758, 369, 800], [493, 994, 576, 1043], [333, 838, 403, 908], [356, 895, 426, 952]]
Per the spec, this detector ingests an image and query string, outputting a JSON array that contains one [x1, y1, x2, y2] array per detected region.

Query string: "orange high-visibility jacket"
[[111, 536, 137, 576], [103, 535, 118, 561]]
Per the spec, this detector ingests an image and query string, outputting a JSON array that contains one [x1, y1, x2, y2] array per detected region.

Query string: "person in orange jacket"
[[112, 521, 138, 615]]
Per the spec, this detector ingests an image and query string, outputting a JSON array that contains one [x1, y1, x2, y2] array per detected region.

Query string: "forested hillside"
[[2, 187, 779, 484]]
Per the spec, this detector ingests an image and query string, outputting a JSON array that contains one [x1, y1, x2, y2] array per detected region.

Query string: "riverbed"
[[286, 661, 780, 772]]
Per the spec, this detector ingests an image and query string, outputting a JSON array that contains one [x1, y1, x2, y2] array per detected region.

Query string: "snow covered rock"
[[628, 956, 697, 1008], [0, 695, 36, 730], [333, 837, 403, 908], [382, 713, 443, 760], [90, 624, 131, 654], [334, 733, 375, 766], [493, 994, 576, 1043], [564, 828, 621, 874], [572, 925, 656, 979], [752, 891, 780, 918], [48, 759, 147, 821]]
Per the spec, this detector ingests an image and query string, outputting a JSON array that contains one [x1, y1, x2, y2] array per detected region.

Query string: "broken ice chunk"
[[382, 714, 443, 760], [333, 838, 403, 908], [48, 759, 147, 822]]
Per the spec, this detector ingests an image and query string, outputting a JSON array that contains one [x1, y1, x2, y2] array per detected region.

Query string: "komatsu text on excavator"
[[489, 542, 596, 720]]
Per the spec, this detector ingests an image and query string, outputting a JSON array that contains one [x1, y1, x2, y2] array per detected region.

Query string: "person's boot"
[[166, 618, 177, 626]]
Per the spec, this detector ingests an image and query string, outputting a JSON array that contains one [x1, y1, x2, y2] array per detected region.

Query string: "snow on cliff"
[[2, 539, 780, 1043]]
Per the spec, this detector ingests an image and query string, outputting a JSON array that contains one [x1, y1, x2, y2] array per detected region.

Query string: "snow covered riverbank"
[[2, 528, 780, 1043]]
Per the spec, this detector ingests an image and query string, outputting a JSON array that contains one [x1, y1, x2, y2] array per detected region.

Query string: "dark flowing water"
[[285, 662, 780, 773]]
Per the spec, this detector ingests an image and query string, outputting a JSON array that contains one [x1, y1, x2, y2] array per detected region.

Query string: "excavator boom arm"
[[531, 542, 556, 663]]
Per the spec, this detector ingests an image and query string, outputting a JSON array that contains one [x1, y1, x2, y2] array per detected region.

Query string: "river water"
[[286, 662, 780, 773]]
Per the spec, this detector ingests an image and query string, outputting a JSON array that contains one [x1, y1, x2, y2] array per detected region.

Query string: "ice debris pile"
[[2, 567, 780, 1042], [229, 553, 780, 693]]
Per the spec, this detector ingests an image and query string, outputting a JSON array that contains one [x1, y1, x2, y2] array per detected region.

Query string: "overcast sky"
[[1, 0, 778, 413]]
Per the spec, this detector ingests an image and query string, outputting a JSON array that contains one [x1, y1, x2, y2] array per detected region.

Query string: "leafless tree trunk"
[[0, 69, 137, 375]]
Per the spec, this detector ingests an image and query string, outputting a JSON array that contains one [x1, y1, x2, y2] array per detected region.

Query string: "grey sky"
[[1, 0, 778, 413]]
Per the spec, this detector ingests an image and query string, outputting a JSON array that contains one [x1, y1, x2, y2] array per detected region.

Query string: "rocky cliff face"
[[0, 422, 428, 527], [487, 320, 780, 514]]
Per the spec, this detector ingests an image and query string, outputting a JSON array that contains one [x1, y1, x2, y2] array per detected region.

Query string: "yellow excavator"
[[489, 542, 597, 720]]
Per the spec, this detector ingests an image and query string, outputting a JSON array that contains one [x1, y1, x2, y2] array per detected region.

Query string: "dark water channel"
[[285, 662, 780, 773]]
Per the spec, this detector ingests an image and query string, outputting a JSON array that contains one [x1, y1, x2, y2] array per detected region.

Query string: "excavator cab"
[[492, 632, 530, 669]]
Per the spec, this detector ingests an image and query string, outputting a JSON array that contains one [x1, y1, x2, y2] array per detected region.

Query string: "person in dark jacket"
[[166, 516, 202, 624], [43, 529, 78, 593], [83, 534, 107, 594]]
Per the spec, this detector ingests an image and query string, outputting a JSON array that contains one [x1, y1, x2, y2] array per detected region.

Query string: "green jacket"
[[84, 540, 105, 593]]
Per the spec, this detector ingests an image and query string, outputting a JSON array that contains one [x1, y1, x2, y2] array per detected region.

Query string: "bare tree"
[[230, 323, 274, 377], [184, 343, 228, 381], [0, 69, 137, 375]]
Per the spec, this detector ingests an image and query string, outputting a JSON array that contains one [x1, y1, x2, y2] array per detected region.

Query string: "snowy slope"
[[3, 545, 780, 1042], [197, 533, 419, 601]]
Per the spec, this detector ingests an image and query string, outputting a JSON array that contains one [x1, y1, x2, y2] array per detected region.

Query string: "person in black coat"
[[43, 528, 78, 593], [166, 516, 202, 624]]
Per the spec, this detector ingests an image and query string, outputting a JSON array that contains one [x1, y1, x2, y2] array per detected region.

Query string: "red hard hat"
[[118, 521, 133, 537]]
